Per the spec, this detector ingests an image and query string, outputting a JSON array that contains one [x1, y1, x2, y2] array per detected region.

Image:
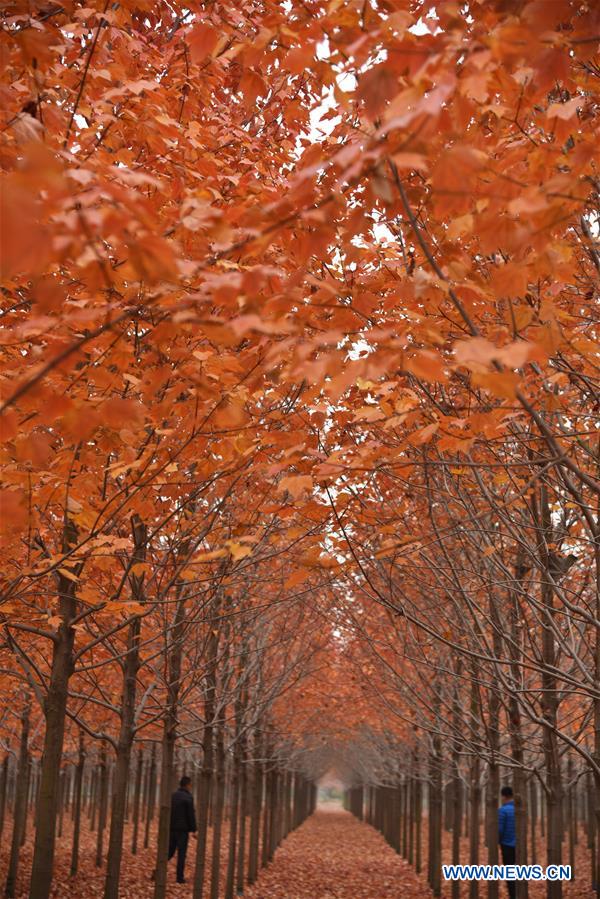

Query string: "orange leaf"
[[404, 351, 447, 383], [0, 489, 28, 535], [187, 22, 219, 63], [240, 69, 266, 108], [278, 475, 313, 500], [408, 422, 439, 445], [472, 371, 520, 399]]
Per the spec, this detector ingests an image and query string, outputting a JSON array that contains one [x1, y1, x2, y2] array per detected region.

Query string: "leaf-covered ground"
[[245, 808, 594, 899], [245, 808, 431, 899], [1, 809, 594, 898]]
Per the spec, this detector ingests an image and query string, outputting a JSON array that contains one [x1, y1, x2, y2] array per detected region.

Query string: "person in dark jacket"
[[168, 776, 197, 883], [498, 785, 516, 899]]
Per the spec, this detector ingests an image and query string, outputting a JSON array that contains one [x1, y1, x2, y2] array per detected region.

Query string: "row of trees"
[[1, 0, 598, 898], [347, 763, 594, 896], [0, 531, 324, 899], [330, 409, 599, 897], [1, 721, 317, 899]]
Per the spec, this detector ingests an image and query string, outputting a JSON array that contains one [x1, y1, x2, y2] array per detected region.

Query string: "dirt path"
[[244, 809, 431, 899]]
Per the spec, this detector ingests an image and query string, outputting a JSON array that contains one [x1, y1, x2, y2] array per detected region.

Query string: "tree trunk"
[[468, 663, 481, 899], [530, 778, 537, 866], [567, 758, 575, 881], [428, 733, 443, 898], [236, 748, 248, 894], [29, 520, 78, 899], [57, 771, 65, 839], [538, 483, 563, 899], [261, 759, 271, 869], [4, 700, 30, 899], [593, 503, 600, 895], [20, 754, 31, 847], [193, 609, 219, 899], [508, 552, 529, 899], [69, 732, 85, 877], [95, 745, 109, 868], [90, 764, 98, 831], [104, 515, 147, 899], [267, 768, 278, 861], [247, 734, 263, 885], [144, 743, 157, 850], [0, 754, 8, 847], [225, 752, 240, 899], [210, 724, 226, 899], [415, 768, 423, 875], [451, 673, 463, 899], [131, 747, 144, 855], [153, 592, 187, 899], [486, 591, 503, 899], [486, 761, 500, 899]]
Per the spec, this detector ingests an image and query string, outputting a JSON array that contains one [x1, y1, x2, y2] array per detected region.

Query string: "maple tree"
[[1, 0, 599, 898]]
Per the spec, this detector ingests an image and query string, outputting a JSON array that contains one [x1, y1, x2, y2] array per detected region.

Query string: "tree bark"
[[95, 745, 109, 868], [224, 751, 240, 899], [261, 756, 271, 870], [144, 743, 157, 850], [428, 732, 443, 898], [468, 664, 481, 899], [104, 515, 147, 899], [193, 605, 219, 899], [537, 483, 563, 899], [209, 723, 226, 899], [153, 591, 187, 899], [0, 753, 8, 847], [69, 732, 85, 877], [29, 519, 78, 899], [131, 747, 144, 855], [4, 700, 30, 899], [451, 671, 463, 899], [486, 589, 504, 899], [247, 733, 263, 885], [236, 746, 248, 894]]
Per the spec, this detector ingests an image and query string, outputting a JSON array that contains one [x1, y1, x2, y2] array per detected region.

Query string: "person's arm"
[[187, 794, 197, 833], [498, 806, 505, 845]]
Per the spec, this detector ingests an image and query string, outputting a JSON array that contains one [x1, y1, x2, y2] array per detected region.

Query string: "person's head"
[[180, 776, 192, 792], [501, 785, 513, 803]]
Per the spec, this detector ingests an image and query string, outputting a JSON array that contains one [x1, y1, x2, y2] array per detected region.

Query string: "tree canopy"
[[1, 1, 599, 898]]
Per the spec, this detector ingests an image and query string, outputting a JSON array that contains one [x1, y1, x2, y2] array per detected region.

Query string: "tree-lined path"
[[1, 0, 599, 898], [244, 808, 430, 899]]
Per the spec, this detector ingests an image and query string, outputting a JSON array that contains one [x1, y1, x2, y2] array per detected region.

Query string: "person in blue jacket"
[[498, 785, 516, 898]]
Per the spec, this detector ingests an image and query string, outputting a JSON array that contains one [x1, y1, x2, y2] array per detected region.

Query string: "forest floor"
[[0, 810, 594, 898], [241, 808, 594, 898], [245, 807, 429, 898]]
